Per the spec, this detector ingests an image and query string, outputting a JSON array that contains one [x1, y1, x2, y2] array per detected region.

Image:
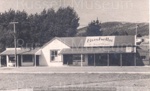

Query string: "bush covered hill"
[[77, 22, 149, 36]]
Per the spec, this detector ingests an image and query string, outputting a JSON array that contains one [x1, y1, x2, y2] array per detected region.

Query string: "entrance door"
[[1, 56, 6, 66], [122, 53, 134, 66], [36, 55, 39, 66], [18, 55, 22, 66], [109, 53, 120, 66], [63, 54, 73, 65], [96, 54, 107, 66], [88, 54, 94, 66]]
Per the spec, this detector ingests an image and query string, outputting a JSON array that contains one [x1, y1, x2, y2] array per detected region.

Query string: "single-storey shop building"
[[0, 36, 145, 67]]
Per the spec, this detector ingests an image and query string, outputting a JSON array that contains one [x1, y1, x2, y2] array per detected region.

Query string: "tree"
[[0, 9, 16, 48], [39, 8, 56, 44], [54, 7, 79, 37], [27, 7, 79, 45], [86, 19, 101, 36], [137, 34, 142, 37], [110, 31, 119, 36], [0, 9, 30, 49], [110, 30, 128, 36], [120, 31, 128, 35], [0, 7, 80, 49]]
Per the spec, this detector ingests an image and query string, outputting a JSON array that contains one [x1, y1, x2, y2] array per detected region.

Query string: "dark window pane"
[[23, 55, 33, 62], [51, 56, 54, 61], [55, 51, 58, 56], [51, 51, 54, 55]]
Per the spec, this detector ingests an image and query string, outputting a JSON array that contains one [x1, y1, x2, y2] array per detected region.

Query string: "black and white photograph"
[[0, 0, 149, 91]]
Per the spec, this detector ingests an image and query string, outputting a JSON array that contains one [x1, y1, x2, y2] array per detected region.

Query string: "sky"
[[0, 0, 149, 27]]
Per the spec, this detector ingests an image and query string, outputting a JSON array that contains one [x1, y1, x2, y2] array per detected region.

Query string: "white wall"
[[22, 62, 33, 66], [40, 39, 70, 66]]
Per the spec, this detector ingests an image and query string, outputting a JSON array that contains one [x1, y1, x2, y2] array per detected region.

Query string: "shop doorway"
[[1, 56, 7, 67], [109, 53, 120, 66], [63, 54, 73, 65], [88, 54, 94, 66], [95, 54, 107, 66], [36, 55, 39, 66]]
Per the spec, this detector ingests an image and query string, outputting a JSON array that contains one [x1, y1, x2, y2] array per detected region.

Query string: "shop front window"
[[23, 55, 33, 62], [9, 55, 15, 63], [73, 55, 84, 62]]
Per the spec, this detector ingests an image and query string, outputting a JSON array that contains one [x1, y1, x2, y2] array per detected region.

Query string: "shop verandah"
[[60, 47, 137, 66], [62, 53, 136, 66], [0, 48, 40, 67]]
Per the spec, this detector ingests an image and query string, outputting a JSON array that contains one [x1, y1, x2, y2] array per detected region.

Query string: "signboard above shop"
[[84, 36, 115, 47]]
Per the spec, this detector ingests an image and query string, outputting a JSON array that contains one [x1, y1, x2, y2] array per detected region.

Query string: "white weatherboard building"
[[0, 35, 144, 67]]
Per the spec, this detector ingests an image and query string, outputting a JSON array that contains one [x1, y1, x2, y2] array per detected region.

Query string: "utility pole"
[[136, 23, 138, 37], [10, 22, 18, 67], [134, 24, 138, 66]]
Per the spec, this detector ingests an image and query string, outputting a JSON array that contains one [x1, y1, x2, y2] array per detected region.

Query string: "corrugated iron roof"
[[57, 37, 86, 47], [41, 36, 135, 48], [60, 47, 135, 54], [57, 36, 135, 47]]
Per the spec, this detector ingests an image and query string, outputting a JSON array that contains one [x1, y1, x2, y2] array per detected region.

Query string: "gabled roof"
[[57, 37, 86, 47], [41, 37, 70, 48], [56, 36, 135, 47], [114, 36, 135, 45], [41, 36, 135, 48]]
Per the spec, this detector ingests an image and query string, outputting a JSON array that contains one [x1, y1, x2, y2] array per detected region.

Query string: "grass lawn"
[[0, 73, 150, 91]]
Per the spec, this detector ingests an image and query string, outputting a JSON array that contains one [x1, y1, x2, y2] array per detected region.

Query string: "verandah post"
[[0, 56, 1, 67], [120, 54, 122, 67], [21, 55, 23, 66], [17, 55, 19, 67], [34, 55, 36, 67], [81, 54, 83, 67], [6, 55, 9, 67], [107, 54, 109, 66], [94, 54, 96, 66], [134, 53, 136, 66]]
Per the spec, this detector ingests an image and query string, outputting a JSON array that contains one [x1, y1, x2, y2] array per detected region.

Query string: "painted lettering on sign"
[[84, 36, 115, 47]]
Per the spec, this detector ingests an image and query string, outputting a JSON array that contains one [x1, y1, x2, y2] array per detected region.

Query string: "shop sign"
[[84, 36, 115, 47]]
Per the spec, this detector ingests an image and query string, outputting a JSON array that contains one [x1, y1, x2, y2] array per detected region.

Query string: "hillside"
[[77, 22, 149, 36]]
